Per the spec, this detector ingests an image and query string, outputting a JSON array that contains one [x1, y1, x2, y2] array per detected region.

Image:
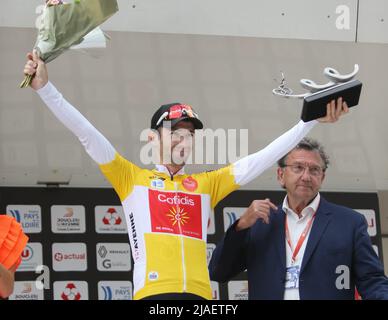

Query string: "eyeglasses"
[[156, 104, 199, 127], [282, 163, 324, 177]]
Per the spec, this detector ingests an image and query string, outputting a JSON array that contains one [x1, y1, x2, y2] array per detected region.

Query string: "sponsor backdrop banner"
[[0, 187, 383, 300]]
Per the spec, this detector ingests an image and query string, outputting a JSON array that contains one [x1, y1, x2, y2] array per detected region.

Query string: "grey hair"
[[277, 137, 330, 170]]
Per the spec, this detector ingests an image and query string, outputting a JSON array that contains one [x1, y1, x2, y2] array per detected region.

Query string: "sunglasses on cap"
[[155, 104, 199, 127]]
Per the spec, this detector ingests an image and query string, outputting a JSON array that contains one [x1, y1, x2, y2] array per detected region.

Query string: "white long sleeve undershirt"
[[37, 81, 116, 164], [233, 119, 317, 185]]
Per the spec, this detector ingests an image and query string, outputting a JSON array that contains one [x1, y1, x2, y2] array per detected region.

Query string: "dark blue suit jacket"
[[209, 197, 388, 300]]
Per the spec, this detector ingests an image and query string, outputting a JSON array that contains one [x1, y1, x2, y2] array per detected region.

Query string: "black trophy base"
[[301, 79, 362, 122]]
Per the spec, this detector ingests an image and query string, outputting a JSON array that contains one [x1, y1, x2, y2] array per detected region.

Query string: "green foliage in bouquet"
[[21, 0, 118, 88]]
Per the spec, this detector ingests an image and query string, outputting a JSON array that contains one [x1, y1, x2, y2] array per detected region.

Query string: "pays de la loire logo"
[[167, 206, 190, 227], [182, 176, 198, 192]]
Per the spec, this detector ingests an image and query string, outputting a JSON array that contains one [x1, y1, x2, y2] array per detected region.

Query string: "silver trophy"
[[273, 65, 362, 121]]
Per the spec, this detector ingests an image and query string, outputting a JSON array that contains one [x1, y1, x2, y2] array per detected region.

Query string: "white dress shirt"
[[283, 193, 320, 300]]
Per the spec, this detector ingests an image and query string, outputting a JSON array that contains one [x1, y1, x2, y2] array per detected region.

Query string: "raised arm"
[[233, 98, 349, 186], [233, 119, 317, 185], [23, 50, 115, 164]]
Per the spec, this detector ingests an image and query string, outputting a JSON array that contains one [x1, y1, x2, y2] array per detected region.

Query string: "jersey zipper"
[[174, 180, 187, 292]]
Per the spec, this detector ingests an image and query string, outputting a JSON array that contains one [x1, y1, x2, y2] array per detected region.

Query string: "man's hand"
[[23, 50, 48, 90], [235, 199, 278, 231], [0, 262, 15, 299], [317, 97, 349, 123]]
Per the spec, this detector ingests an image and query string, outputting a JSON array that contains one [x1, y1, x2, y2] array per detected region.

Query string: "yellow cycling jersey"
[[36, 81, 317, 300], [100, 152, 239, 300]]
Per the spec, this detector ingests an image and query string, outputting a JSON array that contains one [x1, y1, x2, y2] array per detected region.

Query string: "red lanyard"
[[285, 212, 316, 265]]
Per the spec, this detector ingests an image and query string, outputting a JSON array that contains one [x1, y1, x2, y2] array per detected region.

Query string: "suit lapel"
[[300, 198, 333, 274], [274, 208, 286, 270]]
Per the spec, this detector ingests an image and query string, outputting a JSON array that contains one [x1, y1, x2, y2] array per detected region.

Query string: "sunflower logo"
[[167, 207, 190, 226]]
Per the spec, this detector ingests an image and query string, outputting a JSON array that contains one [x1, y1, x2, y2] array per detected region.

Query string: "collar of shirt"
[[282, 193, 320, 222], [155, 164, 185, 176]]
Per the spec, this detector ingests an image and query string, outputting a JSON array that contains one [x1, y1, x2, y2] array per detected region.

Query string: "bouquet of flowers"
[[0, 215, 29, 269], [20, 0, 119, 88]]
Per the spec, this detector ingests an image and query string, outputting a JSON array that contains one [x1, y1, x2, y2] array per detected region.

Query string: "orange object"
[[0, 215, 29, 270]]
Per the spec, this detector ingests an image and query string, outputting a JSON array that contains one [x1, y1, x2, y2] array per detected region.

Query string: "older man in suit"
[[209, 138, 388, 300]]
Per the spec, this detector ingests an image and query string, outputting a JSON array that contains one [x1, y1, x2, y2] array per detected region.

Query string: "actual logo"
[[52, 243, 87, 271]]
